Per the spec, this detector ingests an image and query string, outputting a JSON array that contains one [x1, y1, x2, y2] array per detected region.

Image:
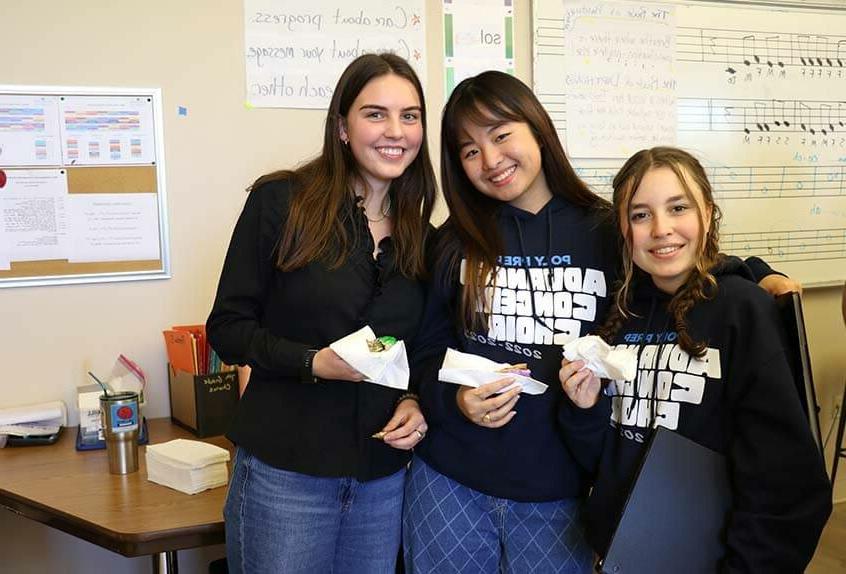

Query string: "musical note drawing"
[[764, 35, 784, 68], [742, 35, 758, 66], [754, 101, 768, 131], [722, 228, 846, 263], [576, 163, 846, 202], [797, 102, 814, 134], [772, 99, 788, 127], [705, 33, 735, 74], [820, 104, 835, 135], [679, 97, 846, 136], [817, 36, 833, 67], [813, 35, 825, 66], [796, 35, 812, 66]]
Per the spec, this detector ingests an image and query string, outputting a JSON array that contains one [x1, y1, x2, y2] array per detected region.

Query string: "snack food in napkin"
[[562, 335, 637, 382], [437, 348, 548, 395], [329, 326, 409, 390]]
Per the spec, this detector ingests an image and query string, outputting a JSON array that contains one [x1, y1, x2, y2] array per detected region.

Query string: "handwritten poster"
[[244, 0, 426, 109], [443, 0, 514, 95], [563, 1, 676, 158]]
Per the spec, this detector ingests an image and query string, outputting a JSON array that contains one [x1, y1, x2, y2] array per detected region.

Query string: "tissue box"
[[167, 365, 238, 438], [77, 384, 104, 441]]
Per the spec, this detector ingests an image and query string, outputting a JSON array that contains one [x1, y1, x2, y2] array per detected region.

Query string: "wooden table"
[[0, 418, 231, 573]]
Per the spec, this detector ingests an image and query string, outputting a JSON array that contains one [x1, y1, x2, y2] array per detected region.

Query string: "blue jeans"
[[403, 457, 593, 574], [224, 448, 405, 574]]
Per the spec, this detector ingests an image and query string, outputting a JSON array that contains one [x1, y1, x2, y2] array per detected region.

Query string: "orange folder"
[[163, 330, 197, 374], [172, 324, 207, 375]]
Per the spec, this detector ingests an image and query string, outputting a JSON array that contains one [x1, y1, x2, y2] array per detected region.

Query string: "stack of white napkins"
[[145, 439, 230, 495]]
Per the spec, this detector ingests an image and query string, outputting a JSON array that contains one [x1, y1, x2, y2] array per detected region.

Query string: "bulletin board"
[[533, 0, 846, 287], [0, 86, 169, 288]]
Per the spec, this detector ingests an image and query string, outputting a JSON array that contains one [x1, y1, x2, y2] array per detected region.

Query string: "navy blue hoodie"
[[412, 196, 619, 501], [571, 258, 831, 573]]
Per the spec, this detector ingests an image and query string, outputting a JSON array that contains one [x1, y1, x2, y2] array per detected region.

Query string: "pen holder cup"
[[100, 391, 140, 474]]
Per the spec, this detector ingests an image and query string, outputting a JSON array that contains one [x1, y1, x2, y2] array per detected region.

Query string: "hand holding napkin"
[[437, 348, 548, 395], [329, 326, 409, 390], [562, 335, 637, 381]]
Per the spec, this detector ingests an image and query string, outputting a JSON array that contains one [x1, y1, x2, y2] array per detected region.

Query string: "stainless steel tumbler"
[[100, 391, 140, 474]]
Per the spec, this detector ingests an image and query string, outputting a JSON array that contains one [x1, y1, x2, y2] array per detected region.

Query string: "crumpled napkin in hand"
[[562, 335, 637, 382], [329, 326, 409, 390], [437, 348, 548, 395]]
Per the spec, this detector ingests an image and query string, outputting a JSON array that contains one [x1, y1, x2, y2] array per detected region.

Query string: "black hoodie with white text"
[[574, 257, 831, 573], [413, 197, 619, 501]]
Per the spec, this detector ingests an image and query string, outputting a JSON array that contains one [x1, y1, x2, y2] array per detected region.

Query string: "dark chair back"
[[775, 292, 823, 452]]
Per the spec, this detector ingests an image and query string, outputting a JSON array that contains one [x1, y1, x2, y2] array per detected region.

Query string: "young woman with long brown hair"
[[207, 53, 436, 574], [560, 147, 830, 572]]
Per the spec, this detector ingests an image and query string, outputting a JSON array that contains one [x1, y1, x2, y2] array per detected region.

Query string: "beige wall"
[[0, 1, 842, 571]]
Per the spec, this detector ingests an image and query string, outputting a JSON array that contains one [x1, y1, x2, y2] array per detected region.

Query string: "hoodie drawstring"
[[512, 212, 558, 335]]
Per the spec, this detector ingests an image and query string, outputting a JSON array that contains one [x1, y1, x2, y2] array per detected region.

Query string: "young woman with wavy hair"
[[560, 147, 830, 573], [207, 53, 436, 574]]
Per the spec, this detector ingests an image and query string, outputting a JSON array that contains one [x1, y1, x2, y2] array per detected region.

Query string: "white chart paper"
[[59, 96, 156, 165], [0, 95, 62, 166], [443, 0, 514, 95], [1, 168, 69, 262], [68, 193, 160, 262], [563, 1, 677, 158]]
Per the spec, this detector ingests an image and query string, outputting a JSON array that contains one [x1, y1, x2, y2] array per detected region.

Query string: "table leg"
[[152, 551, 178, 574]]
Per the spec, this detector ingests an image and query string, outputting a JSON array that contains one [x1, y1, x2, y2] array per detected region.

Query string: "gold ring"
[[415, 429, 425, 439], [482, 413, 491, 423]]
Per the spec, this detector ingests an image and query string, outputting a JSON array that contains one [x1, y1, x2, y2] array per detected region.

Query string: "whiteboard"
[[533, 0, 846, 286]]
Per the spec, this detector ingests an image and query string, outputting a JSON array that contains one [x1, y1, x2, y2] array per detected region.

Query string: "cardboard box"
[[167, 365, 238, 438]]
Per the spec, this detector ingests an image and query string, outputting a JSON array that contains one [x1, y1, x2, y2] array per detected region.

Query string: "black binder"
[[598, 428, 731, 574]]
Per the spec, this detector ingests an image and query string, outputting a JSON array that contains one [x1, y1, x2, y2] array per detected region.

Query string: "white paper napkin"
[[329, 326, 409, 390], [146, 438, 230, 469], [562, 335, 637, 382], [437, 348, 548, 395]]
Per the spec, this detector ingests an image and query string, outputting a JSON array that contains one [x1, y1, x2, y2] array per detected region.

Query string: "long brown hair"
[[252, 53, 436, 278], [438, 71, 608, 330], [596, 147, 723, 357]]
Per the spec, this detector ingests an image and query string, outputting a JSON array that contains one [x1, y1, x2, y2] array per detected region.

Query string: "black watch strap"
[[302, 349, 320, 384]]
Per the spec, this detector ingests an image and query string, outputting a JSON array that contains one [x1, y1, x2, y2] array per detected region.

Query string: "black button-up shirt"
[[207, 179, 426, 480]]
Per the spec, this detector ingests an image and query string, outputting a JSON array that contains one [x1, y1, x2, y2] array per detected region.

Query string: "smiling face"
[[339, 73, 423, 195], [457, 116, 551, 213], [622, 166, 712, 294]]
